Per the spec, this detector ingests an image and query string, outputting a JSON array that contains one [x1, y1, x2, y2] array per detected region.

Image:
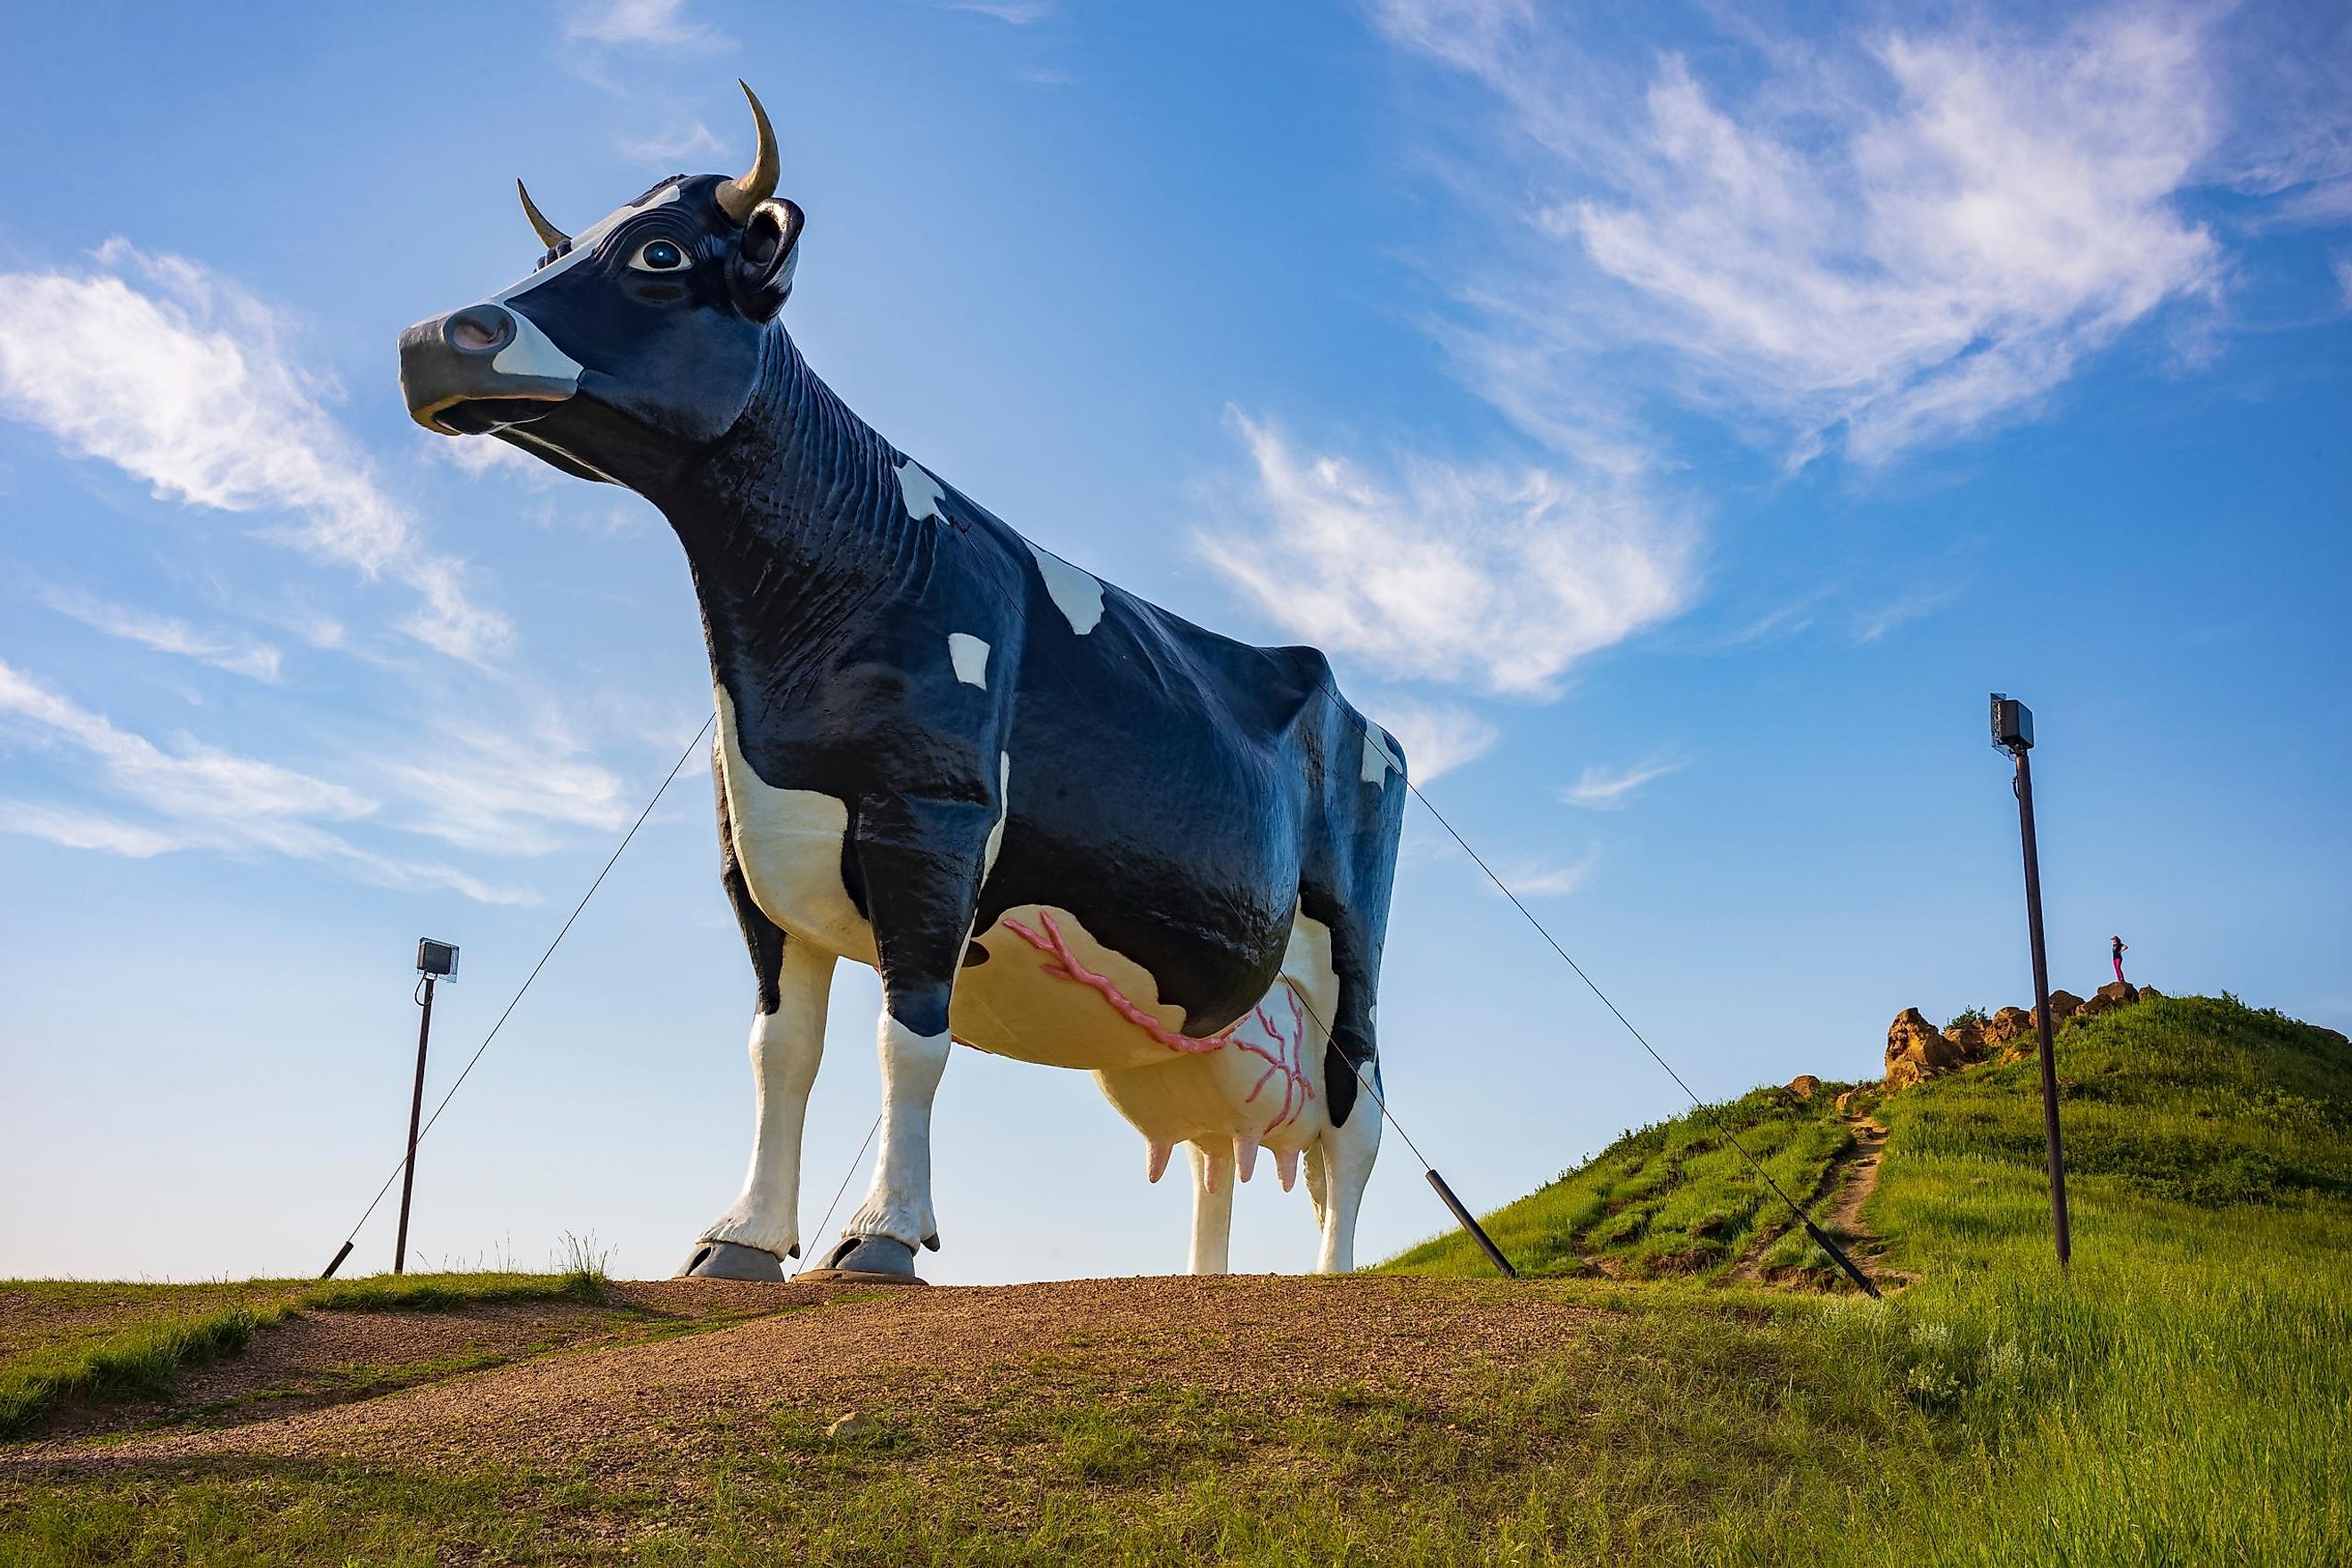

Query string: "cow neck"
[[654, 330, 935, 701]]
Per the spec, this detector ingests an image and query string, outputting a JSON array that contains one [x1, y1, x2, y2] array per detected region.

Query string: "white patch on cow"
[[1360, 723, 1401, 785], [491, 183, 683, 303], [1024, 542, 1104, 635], [698, 939, 835, 1260], [947, 633, 990, 689], [489, 307, 584, 385], [713, 685, 876, 964], [896, 459, 944, 522], [842, 1017, 951, 1248], [982, 751, 1010, 880]]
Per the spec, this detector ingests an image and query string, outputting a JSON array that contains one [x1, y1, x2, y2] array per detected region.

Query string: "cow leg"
[[1188, 1139, 1236, 1274], [827, 791, 995, 1277], [683, 938, 834, 1277], [682, 773, 836, 1281], [1315, 1068, 1382, 1274]]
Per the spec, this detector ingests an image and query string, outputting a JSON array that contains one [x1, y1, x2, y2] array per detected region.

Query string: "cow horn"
[[715, 79, 778, 225], [517, 180, 568, 250]]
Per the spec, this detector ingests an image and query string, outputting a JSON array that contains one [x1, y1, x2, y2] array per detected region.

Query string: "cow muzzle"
[[399, 302, 583, 435]]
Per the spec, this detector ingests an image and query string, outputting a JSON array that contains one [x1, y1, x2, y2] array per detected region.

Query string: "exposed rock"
[[1884, 1008, 1964, 1090], [2139, 985, 2161, 1000], [2095, 980, 2139, 1008], [2079, 991, 2111, 1018], [1942, 1017, 1988, 1060], [1834, 1087, 1864, 1114], [1984, 1006, 2032, 1048], [1786, 1074, 1823, 1100], [2031, 990, 2085, 1033]]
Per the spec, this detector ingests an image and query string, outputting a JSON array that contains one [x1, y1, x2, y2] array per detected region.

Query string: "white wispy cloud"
[[1716, 592, 1828, 649], [437, 432, 561, 486], [946, 0, 1053, 22], [1362, 696, 1499, 785], [1560, 756, 1686, 810], [1489, 846, 1599, 899], [566, 0, 726, 48], [0, 658, 527, 903], [42, 587, 283, 682], [1373, 4, 2228, 466], [378, 717, 635, 856], [0, 243, 510, 661], [1200, 412, 1695, 698], [1850, 583, 1964, 645], [616, 118, 728, 166]]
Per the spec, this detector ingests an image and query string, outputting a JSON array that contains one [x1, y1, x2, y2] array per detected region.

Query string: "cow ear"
[[731, 198, 804, 321]]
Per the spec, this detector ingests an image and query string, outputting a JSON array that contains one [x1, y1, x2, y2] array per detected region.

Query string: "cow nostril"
[[444, 304, 516, 356]]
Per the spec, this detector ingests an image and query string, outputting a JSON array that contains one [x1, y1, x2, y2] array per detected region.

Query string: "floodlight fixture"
[[1990, 693, 2034, 753], [416, 938, 460, 978]]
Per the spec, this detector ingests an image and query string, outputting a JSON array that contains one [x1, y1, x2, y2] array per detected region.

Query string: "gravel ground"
[[8, 1276, 1589, 1479], [3, 1278, 835, 1453]]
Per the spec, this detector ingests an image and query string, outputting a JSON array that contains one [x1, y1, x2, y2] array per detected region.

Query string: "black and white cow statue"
[[399, 86, 1405, 1282]]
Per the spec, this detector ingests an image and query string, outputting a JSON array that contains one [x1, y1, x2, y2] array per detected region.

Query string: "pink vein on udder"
[[1233, 986, 1313, 1131], [1000, 910, 1234, 1054], [998, 911, 1317, 1131]]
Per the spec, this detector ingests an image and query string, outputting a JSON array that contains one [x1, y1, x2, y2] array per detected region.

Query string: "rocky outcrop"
[[1984, 1006, 2032, 1048], [1885, 1009, 1965, 1090], [1878, 981, 2153, 1090], [2031, 990, 2085, 1033], [1785, 1074, 1823, 1100]]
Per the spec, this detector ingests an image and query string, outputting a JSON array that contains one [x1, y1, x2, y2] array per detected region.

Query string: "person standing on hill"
[[2112, 935, 2128, 985]]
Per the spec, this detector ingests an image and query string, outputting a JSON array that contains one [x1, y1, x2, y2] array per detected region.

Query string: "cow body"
[[400, 136, 1401, 1279]]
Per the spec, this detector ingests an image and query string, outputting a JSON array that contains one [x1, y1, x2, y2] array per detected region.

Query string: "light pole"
[[394, 938, 459, 1275], [1992, 696, 2070, 1269]]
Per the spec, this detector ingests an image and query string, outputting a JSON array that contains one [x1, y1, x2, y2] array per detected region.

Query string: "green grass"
[[3, 995, 2345, 1564], [298, 1266, 606, 1314], [1392, 992, 2352, 1564], [1381, 1079, 1864, 1280], [0, 1267, 607, 1439], [0, 1308, 266, 1440]]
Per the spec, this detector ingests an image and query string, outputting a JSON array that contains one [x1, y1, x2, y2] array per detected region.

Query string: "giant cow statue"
[[399, 86, 1405, 1282]]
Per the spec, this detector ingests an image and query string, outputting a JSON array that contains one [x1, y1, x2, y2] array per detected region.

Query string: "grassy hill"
[[1379, 1074, 1868, 1283], [1, 993, 2344, 1564], [1387, 991, 2352, 1559]]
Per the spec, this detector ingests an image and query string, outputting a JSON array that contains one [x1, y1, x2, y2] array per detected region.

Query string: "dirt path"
[[1726, 1118, 1891, 1288], [1823, 1122, 1890, 1247], [5, 1279, 821, 1448], [6, 1276, 1592, 1479]]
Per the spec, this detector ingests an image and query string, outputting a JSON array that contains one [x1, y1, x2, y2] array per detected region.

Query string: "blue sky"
[[2, 0, 2345, 1285]]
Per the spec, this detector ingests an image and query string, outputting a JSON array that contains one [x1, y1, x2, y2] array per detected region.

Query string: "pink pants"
[[2114, 955, 2126, 984]]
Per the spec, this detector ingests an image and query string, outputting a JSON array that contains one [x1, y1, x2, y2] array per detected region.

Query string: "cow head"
[[398, 82, 803, 489]]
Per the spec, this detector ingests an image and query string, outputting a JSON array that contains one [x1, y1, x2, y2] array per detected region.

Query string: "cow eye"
[[629, 239, 688, 273]]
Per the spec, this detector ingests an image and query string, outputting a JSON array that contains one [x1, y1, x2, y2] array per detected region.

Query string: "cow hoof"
[[814, 1235, 921, 1278], [675, 1240, 787, 1281]]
